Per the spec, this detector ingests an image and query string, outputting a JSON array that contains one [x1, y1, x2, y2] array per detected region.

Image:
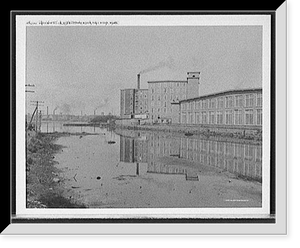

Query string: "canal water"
[[42, 122, 262, 208]]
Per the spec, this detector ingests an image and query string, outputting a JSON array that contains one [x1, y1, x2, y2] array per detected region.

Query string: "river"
[[41, 122, 262, 208]]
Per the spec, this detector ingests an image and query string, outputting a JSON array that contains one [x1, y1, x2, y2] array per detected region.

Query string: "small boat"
[[107, 130, 116, 144], [184, 132, 193, 136]]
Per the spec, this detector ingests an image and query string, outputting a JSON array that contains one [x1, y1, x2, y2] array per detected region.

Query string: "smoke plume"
[[139, 57, 178, 75]]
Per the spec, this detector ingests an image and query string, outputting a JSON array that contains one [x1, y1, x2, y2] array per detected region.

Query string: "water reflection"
[[118, 129, 262, 182]]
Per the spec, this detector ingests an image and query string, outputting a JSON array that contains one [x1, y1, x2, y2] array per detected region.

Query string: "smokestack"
[[137, 74, 140, 89]]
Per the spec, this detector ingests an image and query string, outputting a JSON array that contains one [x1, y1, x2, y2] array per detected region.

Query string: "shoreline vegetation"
[[26, 132, 92, 208], [64, 121, 262, 143], [115, 123, 262, 144]]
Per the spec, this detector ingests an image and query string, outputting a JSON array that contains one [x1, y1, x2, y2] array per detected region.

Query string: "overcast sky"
[[26, 25, 262, 115]]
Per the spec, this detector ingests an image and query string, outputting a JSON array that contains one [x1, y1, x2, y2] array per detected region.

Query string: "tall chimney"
[[137, 74, 140, 89]]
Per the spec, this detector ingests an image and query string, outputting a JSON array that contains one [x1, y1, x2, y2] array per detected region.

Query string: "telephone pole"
[[30, 101, 44, 133], [25, 84, 35, 126]]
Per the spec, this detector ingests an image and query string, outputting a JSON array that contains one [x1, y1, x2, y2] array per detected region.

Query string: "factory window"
[[209, 111, 215, 124], [256, 109, 262, 125], [190, 112, 194, 124], [217, 111, 223, 124], [182, 113, 186, 124], [225, 96, 233, 108], [245, 94, 255, 107], [181, 103, 185, 111], [257, 93, 262, 106], [217, 97, 224, 109], [225, 110, 233, 125], [191, 101, 195, 110], [234, 110, 243, 125], [201, 112, 207, 124], [209, 99, 216, 109], [196, 113, 200, 124], [202, 100, 207, 109], [235, 95, 244, 108], [245, 109, 254, 125]]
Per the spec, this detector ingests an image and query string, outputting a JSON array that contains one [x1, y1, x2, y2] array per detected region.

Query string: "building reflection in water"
[[119, 130, 262, 182]]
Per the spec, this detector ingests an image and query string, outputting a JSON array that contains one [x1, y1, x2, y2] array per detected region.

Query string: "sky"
[[26, 25, 262, 116]]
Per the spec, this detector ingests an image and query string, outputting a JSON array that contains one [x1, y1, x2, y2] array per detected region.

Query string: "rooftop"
[[179, 88, 262, 103], [148, 80, 187, 84]]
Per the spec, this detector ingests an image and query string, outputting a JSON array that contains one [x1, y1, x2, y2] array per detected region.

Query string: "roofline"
[[179, 88, 263, 103], [120, 88, 135, 91], [148, 80, 188, 83], [120, 88, 148, 91]]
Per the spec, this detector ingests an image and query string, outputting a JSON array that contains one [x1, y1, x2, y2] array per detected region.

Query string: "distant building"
[[134, 89, 148, 116], [178, 88, 263, 127], [148, 72, 200, 123], [120, 88, 149, 119], [120, 89, 135, 119]]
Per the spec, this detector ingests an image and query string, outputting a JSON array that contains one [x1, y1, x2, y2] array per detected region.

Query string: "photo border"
[[4, 3, 286, 234]]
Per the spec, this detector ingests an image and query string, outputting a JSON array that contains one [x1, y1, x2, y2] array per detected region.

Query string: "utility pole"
[[38, 110, 42, 132], [25, 84, 35, 126], [30, 101, 44, 133], [25, 84, 35, 162]]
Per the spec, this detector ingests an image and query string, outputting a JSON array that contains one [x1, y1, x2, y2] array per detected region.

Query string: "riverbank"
[[115, 123, 262, 144], [26, 132, 87, 208]]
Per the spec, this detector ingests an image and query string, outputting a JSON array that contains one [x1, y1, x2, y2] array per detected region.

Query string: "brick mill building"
[[147, 72, 200, 123], [119, 71, 262, 131], [177, 88, 262, 128]]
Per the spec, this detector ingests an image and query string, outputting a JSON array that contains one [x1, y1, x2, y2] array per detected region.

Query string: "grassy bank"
[[26, 132, 86, 208]]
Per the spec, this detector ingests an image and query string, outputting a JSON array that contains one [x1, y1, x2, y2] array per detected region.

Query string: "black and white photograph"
[[24, 23, 266, 209], [6, 7, 288, 235]]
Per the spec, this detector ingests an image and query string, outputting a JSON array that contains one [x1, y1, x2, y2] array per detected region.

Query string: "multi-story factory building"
[[120, 88, 148, 119], [120, 74, 148, 119], [178, 88, 263, 128], [134, 89, 148, 116], [120, 88, 135, 119], [119, 72, 263, 133], [148, 72, 200, 123]]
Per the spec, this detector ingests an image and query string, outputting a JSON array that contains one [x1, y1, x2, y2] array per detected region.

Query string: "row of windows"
[[147, 137, 262, 163], [181, 109, 262, 125], [181, 93, 262, 111], [149, 82, 186, 91], [150, 95, 181, 102], [151, 107, 171, 113]]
